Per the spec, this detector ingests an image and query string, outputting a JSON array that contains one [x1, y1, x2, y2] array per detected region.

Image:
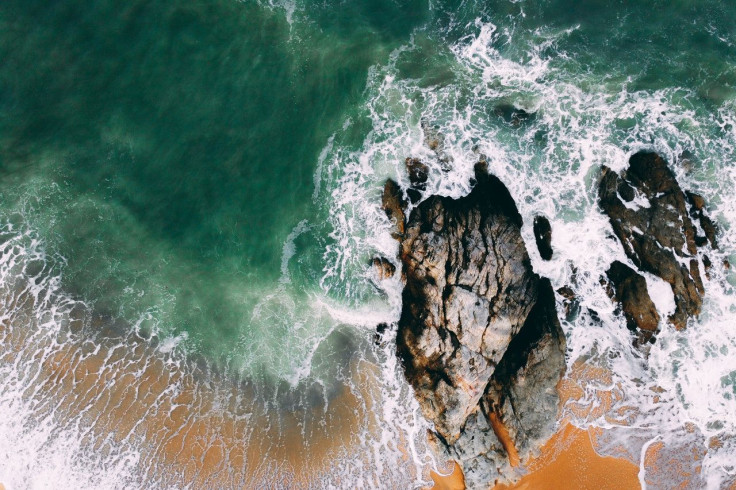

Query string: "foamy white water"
[[4, 2, 736, 488], [316, 12, 736, 487]]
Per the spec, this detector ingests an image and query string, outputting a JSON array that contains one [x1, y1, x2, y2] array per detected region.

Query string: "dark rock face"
[[533, 216, 553, 260], [395, 164, 566, 487], [405, 157, 429, 204], [598, 152, 706, 329], [382, 179, 406, 238], [686, 191, 718, 249], [605, 261, 660, 345]]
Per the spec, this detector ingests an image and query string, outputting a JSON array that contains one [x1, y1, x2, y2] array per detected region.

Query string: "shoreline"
[[0, 279, 383, 488], [429, 359, 643, 489]]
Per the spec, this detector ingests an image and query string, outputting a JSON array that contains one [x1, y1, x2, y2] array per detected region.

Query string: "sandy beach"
[[0, 283, 377, 488]]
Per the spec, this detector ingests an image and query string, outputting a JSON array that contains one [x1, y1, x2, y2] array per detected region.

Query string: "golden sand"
[[427, 462, 465, 490], [0, 284, 375, 488], [429, 423, 641, 490], [0, 280, 705, 489], [429, 358, 644, 490], [495, 424, 640, 490], [488, 412, 520, 468]]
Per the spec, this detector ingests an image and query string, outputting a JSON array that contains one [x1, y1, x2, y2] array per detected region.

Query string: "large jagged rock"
[[393, 163, 566, 488], [599, 152, 706, 329]]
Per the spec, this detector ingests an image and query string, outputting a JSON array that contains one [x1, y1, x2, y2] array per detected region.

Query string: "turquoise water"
[[4, 0, 736, 487], [0, 0, 425, 374], [3, 0, 736, 375]]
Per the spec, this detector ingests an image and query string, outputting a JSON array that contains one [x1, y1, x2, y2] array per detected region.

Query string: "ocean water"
[[2, 0, 736, 488]]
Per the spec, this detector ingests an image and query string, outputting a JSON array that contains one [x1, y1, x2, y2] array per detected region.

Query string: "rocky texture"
[[394, 163, 566, 488], [686, 191, 718, 249], [599, 151, 707, 330], [371, 257, 396, 280], [405, 157, 430, 204], [605, 261, 660, 345], [421, 118, 453, 169], [556, 286, 578, 320], [381, 179, 406, 238], [533, 216, 553, 260]]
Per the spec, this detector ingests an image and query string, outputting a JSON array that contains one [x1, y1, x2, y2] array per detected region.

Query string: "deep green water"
[[2, 0, 736, 381], [4, 0, 736, 487], [0, 0, 428, 373], [3, 0, 736, 376]]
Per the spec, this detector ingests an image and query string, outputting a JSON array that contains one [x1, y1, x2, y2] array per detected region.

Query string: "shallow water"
[[3, 0, 736, 488]]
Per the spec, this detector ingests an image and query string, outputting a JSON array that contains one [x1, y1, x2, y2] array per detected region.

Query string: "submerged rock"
[[599, 152, 706, 329], [395, 163, 566, 487], [605, 261, 660, 345], [493, 103, 535, 127], [533, 216, 553, 260], [556, 286, 579, 320], [421, 119, 453, 169]]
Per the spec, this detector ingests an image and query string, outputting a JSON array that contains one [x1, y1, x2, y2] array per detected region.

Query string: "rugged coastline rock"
[[598, 151, 708, 330], [387, 162, 566, 487], [371, 256, 396, 280], [405, 157, 430, 203], [686, 191, 718, 249]]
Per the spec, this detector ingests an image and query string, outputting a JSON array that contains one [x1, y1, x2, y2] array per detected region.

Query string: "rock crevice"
[[598, 151, 716, 331], [386, 161, 566, 487]]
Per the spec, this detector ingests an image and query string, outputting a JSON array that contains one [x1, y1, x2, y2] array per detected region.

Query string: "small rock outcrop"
[[599, 151, 708, 329], [405, 157, 430, 204], [605, 261, 660, 345], [371, 257, 396, 280], [382, 179, 406, 238], [686, 191, 718, 249], [421, 119, 453, 168], [391, 163, 566, 487], [533, 216, 553, 260]]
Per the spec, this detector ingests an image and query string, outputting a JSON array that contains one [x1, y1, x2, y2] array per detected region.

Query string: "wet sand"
[[495, 424, 640, 490], [430, 423, 640, 490], [0, 281, 385, 488], [430, 358, 642, 490], [427, 462, 465, 490], [0, 276, 697, 489]]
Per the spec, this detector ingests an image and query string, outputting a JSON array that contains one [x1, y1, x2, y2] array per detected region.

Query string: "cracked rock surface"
[[599, 151, 713, 330], [392, 163, 566, 488]]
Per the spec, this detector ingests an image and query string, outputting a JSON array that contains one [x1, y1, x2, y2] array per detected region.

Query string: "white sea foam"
[[0, 221, 438, 489], [5, 4, 736, 488], [314, 11, 736, 485]]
